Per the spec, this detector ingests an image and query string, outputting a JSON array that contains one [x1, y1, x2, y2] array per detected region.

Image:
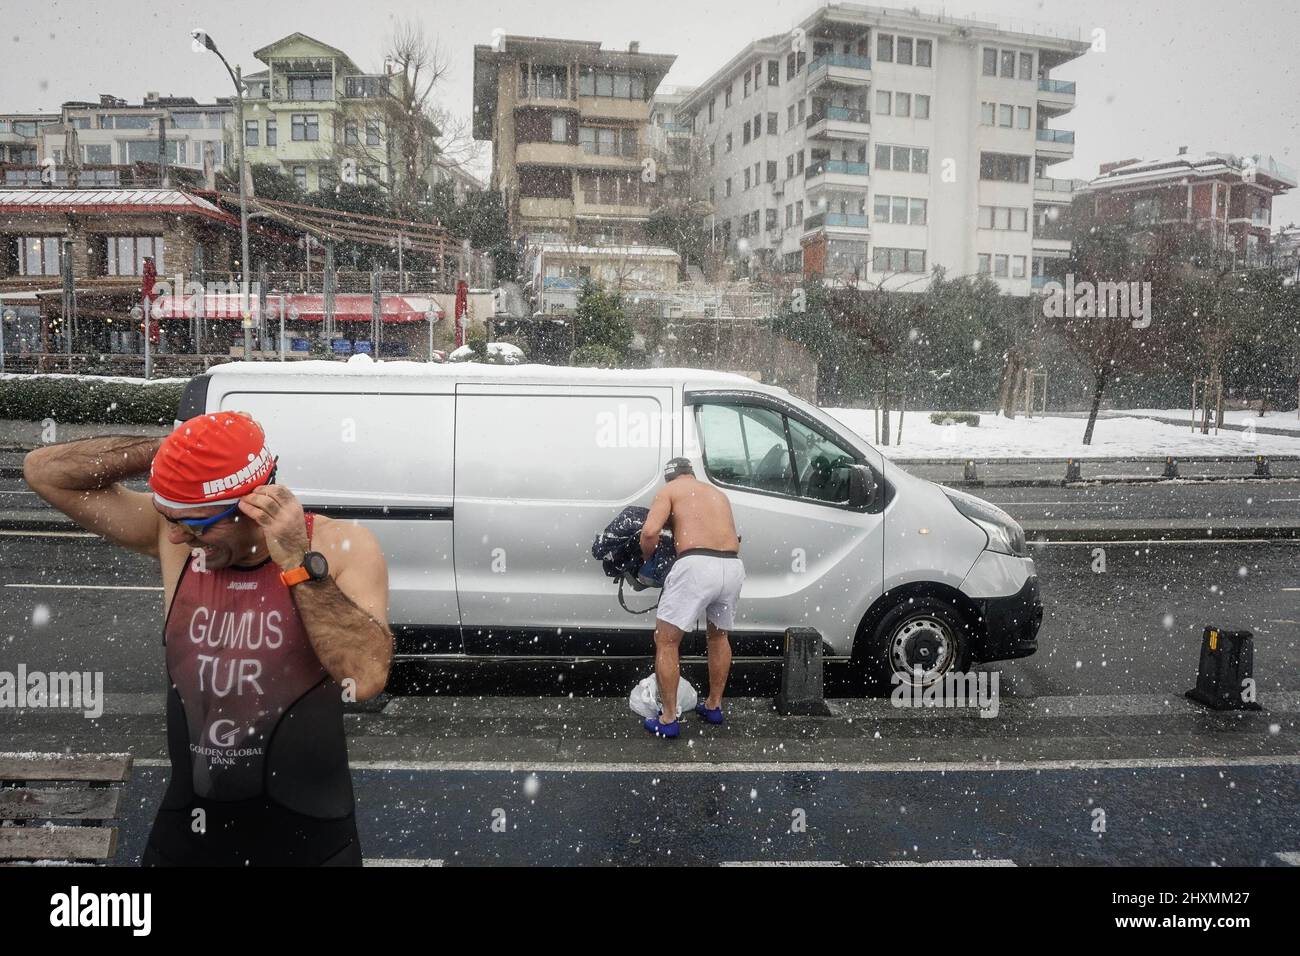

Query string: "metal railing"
[[1034, 176, 1087, 192], [1036, 128, 1076, 144], [805, 212, 868, 230], [806, 160, 870, 178], [1037, 78, 1076, 95], [808, 53, 873, 74], [808, 106, 870, 127]]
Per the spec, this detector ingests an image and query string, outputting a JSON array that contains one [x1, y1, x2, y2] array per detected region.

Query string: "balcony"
[[516, 142, 578, 166], [807, 53, 872, 92], [1037, 77, 1077, 113], [1035, 127, 1075, 161], [579, 96, 649, 123], [804, 160, 870, 192], [1034, 176, 1088, 202], [519, 197, 575, 222], [803, 212, 870, 236], [343, 75, 392, 99], [806, 105, 871, 142]]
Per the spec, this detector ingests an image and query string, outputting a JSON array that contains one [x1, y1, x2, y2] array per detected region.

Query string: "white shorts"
[[657, 552, 745, 632]]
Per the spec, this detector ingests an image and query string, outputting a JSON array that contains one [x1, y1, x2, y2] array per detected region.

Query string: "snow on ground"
[[823, 408, 1300, 459], [1125, 408, 1300, 433], [1, 372, 189, 386]]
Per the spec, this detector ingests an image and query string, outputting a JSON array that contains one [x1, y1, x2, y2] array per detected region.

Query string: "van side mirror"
[[848, 464, 877, 508]]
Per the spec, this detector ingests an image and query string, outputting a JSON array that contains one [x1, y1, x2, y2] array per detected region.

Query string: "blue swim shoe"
[[643, 714, 680, 738], [695, 702, 725, 725]]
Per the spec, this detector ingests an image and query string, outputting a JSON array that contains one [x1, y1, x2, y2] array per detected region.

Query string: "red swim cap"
[[150, 412, 275, 509]]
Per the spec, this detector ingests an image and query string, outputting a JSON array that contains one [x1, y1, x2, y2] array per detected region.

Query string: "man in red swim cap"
[[24, 411, 393, 866]]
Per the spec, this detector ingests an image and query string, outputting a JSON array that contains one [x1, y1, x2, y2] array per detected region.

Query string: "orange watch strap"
[[280, 565, 311, 587]]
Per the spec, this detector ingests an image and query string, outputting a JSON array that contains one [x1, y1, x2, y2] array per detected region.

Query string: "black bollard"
[[1185, 627, 1263, 711], [775, 627, 835, 716]]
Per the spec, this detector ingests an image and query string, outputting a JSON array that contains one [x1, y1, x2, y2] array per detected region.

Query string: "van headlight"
[[943, 488, 1027, 557]]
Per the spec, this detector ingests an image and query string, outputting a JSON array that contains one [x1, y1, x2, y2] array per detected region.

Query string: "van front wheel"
[[854, 596, 974, 695]]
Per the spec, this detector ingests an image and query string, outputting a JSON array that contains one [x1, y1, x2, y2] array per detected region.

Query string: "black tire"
[[853, 595, 975, 696]]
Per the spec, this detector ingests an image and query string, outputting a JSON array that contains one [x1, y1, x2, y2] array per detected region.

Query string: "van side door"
[[684, 390, 885, 654], [453, 383, 676, 653]]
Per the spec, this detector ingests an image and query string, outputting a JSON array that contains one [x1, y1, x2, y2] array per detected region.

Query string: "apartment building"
[[237, 33, 405, 193], [649, 86, 697, 199], [678, 3, 1089, 292], [0, 113, 61, 166], [1, 98, 222, 188], [472, 35, 676, 243], [1079, 148, 1297, 269]]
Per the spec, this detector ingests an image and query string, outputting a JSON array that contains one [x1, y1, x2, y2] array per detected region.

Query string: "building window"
[[744, 167, 751, 190], [999, 104, 1014, 127], [292, 165, 308, 190], [244, 120, 259, 146], [291, 114, 319, 141], [877, 90, 891, 115], [872, 246, 926, 273], [725, 133, 733, 153], [982, 48, 998, 76], [977, 205, 1030, 230], [725, 178, 732, 197], [786, 155, 794, 178], [788, 104, 796, 129], [767, 112, 778, 135], [980, 102, 995, 125], [578, 69, 644, 99], [1019, 52, 1034, 80], [743, 73, 751, 98], [742, 120, 751, 144], [897, 37, 914, 65], [1017, 106, 1031, 129], [917, 39, 932, 67], [266, 119, 277, 146], [288, 76, 332, 100], [708, 99, 716, 123], [579, 126, 637, 157], [797, 99, 806, 122], [1012, 255, 1027, 278], [796, 151, 804, 173], [979, 152, 1031, 183], [994, 254, 1009, 277], [16, 237, 62, 276], [766, 160, 777, 182], [896, 93, 911, 118], [524, 64, 568, 99], [709, 144, 716, 166], [1000, 51, 1016, 78], [366, 120, 381, 145], [106, 236, 164, 276], [916, 94, 930, 119], [766, 208, 777, 230], [878, 33, 894, 62], [768, 60, 780, 86], [344, 122, 359, 145], [977, 254, 991, 275], [874, 144, 928, 173], [725, 83, 732, 107]]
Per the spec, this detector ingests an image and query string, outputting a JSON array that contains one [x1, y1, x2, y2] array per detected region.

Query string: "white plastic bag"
[[629, 674, 698, 720]]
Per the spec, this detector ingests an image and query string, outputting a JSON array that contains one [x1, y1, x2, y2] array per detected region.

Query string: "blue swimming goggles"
[[169, 460, 278, 535]]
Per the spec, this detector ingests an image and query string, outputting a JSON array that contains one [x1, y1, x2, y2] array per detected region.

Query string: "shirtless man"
[[23, 411, 392, 865], [639, 457, 743, 738]]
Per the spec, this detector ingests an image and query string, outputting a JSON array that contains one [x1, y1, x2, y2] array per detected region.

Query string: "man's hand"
[[238, 484, 309, 569]]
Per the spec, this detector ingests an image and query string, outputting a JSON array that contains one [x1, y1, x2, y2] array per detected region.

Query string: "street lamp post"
[[192, 29, 252, 353]]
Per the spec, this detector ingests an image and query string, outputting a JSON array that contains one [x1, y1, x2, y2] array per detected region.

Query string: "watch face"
[[304, 551, 329, 580]]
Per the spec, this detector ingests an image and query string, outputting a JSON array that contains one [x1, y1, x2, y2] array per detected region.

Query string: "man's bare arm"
[[640, 486, 673, 560], [23, 436, 164, 556], [290, 526, 393, 700]]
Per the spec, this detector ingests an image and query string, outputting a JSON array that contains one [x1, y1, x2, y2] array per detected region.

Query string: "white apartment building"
[[678, 3, 1088, 293], [36, 94, 231, 184]]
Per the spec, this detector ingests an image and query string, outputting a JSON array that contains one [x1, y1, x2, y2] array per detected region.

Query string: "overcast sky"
[[3, 0, 1297, 223]]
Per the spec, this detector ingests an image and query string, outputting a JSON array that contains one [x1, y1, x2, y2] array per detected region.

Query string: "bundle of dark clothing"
[[591, 506, 677, 589]]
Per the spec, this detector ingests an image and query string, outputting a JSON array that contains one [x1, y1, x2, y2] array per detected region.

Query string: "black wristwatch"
[[281, 551, 329, 587]]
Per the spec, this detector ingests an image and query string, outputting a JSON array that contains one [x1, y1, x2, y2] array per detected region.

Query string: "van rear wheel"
[[854, 596, 974, 695]]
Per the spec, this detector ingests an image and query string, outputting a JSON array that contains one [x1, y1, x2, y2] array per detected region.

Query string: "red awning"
[[151, 292, 443, 323]]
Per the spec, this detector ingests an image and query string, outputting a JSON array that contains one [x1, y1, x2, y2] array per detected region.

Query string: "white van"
[[179, 359, 1041, 690]]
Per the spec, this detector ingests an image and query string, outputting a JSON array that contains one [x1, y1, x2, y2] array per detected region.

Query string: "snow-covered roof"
[[1084, 151, 1298, 192], [535, 244, 680, 259], [207, 357, 761, 390], [0, 188, 235, 222]]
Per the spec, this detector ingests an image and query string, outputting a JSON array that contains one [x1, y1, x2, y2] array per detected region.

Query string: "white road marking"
[[364, 858, 444, 867], [722, 859, 1017, 867], [127, 755, 1300, 774], [3, 583, 161, 591], [1275, 852, 1300, 866], [0, 530, 95, 539], [1036, 539, 1274, 546]]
